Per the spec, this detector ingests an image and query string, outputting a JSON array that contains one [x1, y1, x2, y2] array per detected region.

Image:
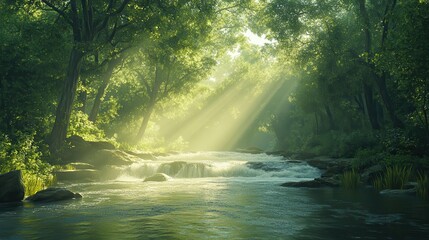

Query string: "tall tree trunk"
[[134, 65, 164, 143], [135, 103, 155, 143], [325, 105, 336, 130], [89, 58, 119, 122], [374, 0, 404, 128], [314, 112, 319, 135], [49, 48, 83, 153], [362, 83, 380, 129], [375, 73, 403, 128], [356, 0, 380, 130], [77, 77, 87, 113]]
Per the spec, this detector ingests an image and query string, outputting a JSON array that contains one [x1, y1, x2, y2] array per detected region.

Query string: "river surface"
[[1, 152, 428, 239]]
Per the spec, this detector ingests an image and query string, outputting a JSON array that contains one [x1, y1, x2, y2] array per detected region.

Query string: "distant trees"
[[1, 0, 428, 158], [260, 0, 429, 154]]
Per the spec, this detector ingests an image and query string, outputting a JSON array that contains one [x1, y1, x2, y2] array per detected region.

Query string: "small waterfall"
[[119, 152, 320, 180]]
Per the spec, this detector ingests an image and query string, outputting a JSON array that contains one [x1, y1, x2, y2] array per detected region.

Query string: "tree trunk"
[[49, 48, 83, 153], [362, 83, 380, 130], [135, 103, 155, 143], [375, 0, 403, 128], [89, 58, 119, 122], [325, 105, 336, 130], [77, 77, 87, 113], [314, 112, 319, 135], [375, 73, 404, 128]]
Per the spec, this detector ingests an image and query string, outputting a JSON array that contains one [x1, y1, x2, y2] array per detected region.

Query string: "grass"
[[340, 170, 361, 190], [22, 172, 56, 196], [417, 173, 429, 200], [373, 165, 412, 190]]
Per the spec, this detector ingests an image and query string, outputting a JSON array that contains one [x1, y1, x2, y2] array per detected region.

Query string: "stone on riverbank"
[[281, 177, 339, 188], [380, 188, 417, 196], [26, 188, 82, 202], [54, 169, 100, 182], [144, 173, 171, 182], [0, 170, 25, 203]]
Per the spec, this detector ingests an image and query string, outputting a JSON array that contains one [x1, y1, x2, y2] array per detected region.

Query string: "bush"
[[0, 132, 54, 196], [417, 173, 428, 200], [373, 165, 412, 190], [302, 130, 377, 158], [340, 170, 361, 190], [353, 148, 384, 170]]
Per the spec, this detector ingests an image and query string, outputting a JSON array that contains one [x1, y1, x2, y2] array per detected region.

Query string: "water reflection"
[[1, 152, 429, 239]]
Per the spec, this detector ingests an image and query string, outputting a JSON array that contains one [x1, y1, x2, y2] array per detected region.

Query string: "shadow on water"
[[295, 187, 429, 240]]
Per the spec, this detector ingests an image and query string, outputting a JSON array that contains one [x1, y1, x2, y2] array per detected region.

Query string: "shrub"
[[373, 165, 412, 190], [340, 170, 361, 190], [417, 173, 429, 200], [0, 132, 54, 196], [353, 148, 384, 170]]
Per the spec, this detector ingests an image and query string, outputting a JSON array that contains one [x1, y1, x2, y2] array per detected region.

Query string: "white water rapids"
[[118, 151, 320, 181], [2, 152, 428, 239]]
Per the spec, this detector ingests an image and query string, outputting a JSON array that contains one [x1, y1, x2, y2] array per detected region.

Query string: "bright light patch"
[[244, 29, 275, 46]]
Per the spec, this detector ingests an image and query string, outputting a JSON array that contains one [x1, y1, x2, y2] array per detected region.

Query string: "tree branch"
[[41, 0, 72, 25]]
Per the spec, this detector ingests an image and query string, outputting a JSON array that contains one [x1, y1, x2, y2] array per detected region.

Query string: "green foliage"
[[379, 129, 419, 155], [23, 173, 56, 197], [373, 166, 412, 190], [417, 173, 429, 200], [0, 133, 54, 196], [68, 111, 106, 141], [353, 148, 383, 170], [340, 170, 361, 190], [301, 130, 377, 158]]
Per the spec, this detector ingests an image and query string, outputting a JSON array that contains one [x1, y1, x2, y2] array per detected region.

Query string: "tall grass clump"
[[417, 173, 429, 200], [340, 170, 361, 190], [22, 173, 56, 196], [0, 133, 54, 196], [373, 165, 412, 190]]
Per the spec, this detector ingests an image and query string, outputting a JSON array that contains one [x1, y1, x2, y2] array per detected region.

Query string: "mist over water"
[[1, 152, 428, 239], [120, 152, 320, 180]]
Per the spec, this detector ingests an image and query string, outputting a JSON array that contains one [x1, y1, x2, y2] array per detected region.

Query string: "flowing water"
[[1, 152, 428, 239]]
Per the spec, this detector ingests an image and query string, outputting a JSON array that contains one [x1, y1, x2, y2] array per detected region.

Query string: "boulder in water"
[[281, 177, 339, 188], [361, 164, 384, 184], [0, 170, 25, 203], [144, 173, 171, 182], [26, 188, 82, 202]]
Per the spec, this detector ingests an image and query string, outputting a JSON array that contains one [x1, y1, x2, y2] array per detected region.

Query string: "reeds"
[[373, 165, 411, 190], [22, 172, 56, 196], [340, 170, 361, 190], [417, 173, 429, 200]]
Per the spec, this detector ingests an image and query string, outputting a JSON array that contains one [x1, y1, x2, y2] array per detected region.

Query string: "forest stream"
[[1, 152, 428, 239]]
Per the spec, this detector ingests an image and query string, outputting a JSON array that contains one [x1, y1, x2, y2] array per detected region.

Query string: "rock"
[[236, 147, 263, 154], [68, 162, 95, 170], [61, 135, 116, 163], [88, 141, 115, 150], [380, 188, 416, 196], [281, 177, 339, 188], [144, 173, 171, 182], [361, 164, 384, 184], [305, 159, 330, 170], [125, 151, 156, 160], [84, 149, 140, 168], [246, 162, 283, 172], [0, 170, 25, 203], [26, 188, 82, 202], [54, 169, 100, 182]]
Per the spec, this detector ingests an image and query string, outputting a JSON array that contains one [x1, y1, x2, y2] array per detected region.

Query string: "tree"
[[41, 0, 130, 153]]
